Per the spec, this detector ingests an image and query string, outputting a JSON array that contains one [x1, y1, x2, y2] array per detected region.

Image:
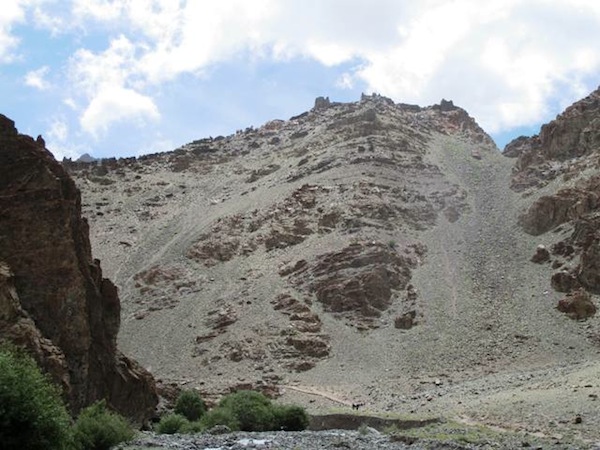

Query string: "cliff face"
[[507, 86, 600, 319], [0, 114, 157, 424]]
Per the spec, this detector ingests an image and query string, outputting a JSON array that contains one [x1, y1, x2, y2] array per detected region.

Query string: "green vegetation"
[[272, 404, 310, 431], [72, 400, 134, 450], [0, 345, 73, 450], [218, 390, 275, 431], [199, 407, 240, 430], [156, 413, 189, 434], [180, 419, 204, 434], [156, 389, 309, 434], [174, 389, 206, 421], [0, 344, 135, 450]]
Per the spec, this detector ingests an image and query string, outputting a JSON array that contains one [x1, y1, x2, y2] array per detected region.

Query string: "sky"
[[2, 1, 600, 160]]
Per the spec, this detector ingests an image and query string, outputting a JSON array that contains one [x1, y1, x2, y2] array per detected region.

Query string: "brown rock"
[[287, 360, 316, 372], [579, 240, 600, 293], [318, 210, 342, 231], [279, 259, 308, 277], [187, 237, 241, 265], [552, 241, 575, 257], [0, 115, 157, 423], [207, 307, 238, 329], [0, 262, 71, 394], [305, 242, 415, 327], [551, 271, 580, 293], [395, 311, 417, 330], [519, 188, 598, 235], [503, 135, 531, 158], [264, 220, 312, 251], [285, 335, 330, 358], [557, 289, 596, 320], [531, 245, 550, 263]]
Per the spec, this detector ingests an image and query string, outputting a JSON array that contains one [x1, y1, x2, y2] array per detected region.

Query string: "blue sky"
[[2, 1, 600, 160]]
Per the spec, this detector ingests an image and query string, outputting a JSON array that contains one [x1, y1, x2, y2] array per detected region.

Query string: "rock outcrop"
[[518, 176, 600, 235], [0, 114, 157, 424], [509, 86, 600, 191]]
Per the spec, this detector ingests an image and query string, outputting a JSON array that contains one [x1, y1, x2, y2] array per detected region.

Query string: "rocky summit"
[[4, 87, 600, 446]]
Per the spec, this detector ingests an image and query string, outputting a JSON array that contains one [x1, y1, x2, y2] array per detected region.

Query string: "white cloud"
[[348, 0, 600, 133], [0, 0, 27, 62], [24, 66, 50, 90], [336, 73, 355, 90], [13, 0, 600, 145], [80, 85, 159, 136], [44, 116, 87, 161], [48, 116, 68, 142]]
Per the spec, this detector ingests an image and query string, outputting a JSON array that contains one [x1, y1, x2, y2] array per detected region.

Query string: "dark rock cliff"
[[0, 114, 157, 424]]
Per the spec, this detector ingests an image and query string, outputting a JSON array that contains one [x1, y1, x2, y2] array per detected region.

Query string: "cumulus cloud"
[[80, 85, 159, 136], [352, 0, 600, 133], [24, 66, 50, 90], [0, 0, 28, 62], [17, 0, 600, 142]]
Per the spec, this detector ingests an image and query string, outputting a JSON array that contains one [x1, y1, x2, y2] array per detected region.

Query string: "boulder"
[[531, 245, 550, 263], [551, 271, 580, 293], [579, 239, 600, 293], [557, 289, 597, 320]]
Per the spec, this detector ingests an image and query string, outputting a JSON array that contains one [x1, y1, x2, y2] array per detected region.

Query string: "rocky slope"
[[64, 92, 600, 445], [0, 114, 157, 424]]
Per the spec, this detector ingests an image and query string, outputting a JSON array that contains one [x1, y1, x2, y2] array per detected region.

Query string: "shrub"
[[219, 390, 274, 431], [72, 400, 134, 450], [156, 413, 189, 434], [199, 407, 240, 431], [180, 420, 204, 434], [272, 404, 309, 431], [174, 389, 206, 421], [0, 346, 73, 450]]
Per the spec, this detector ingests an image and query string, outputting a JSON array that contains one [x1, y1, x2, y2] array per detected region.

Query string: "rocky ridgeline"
[[507, 86, 600, 192], [507, 86, 600, 321], [0, 114, 157, 424]]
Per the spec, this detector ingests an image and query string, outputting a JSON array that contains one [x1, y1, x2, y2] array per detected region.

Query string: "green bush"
[[218, 390, 274, 431], [0, 346, 73, 450], [180, 420, 204, 434], [72, 400, 134, 450], [156, 413, 189, 434], [199, 407, 240, 431], [272, 404, 309, 431], [174, 389, 206, 421]]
